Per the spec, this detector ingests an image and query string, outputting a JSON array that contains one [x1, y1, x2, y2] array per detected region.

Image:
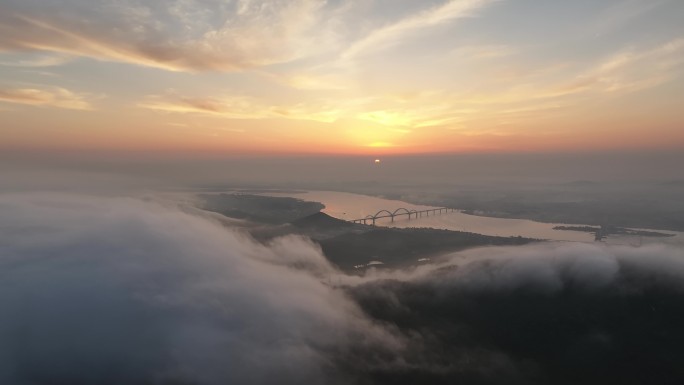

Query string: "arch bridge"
[[350, 207, 454, 226]]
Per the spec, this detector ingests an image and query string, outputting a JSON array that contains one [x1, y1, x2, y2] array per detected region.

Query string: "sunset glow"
[[1, 0, 683, 155]]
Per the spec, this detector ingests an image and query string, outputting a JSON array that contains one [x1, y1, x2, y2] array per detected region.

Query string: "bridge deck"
[[349, 207, 454, 225]]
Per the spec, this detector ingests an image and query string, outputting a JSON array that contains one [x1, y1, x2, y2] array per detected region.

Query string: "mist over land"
[[1, 149, 683, 384], [2, 189, 684, 385], [4, 150, 684, 232]]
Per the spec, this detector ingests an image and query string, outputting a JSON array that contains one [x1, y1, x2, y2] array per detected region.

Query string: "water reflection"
[[262, 190, 684, 246]]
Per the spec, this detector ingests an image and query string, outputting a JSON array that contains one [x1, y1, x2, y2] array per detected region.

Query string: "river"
[[260, 190, 684, 246]]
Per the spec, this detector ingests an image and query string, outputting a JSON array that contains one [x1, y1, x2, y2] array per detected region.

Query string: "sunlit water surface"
[[261, 190, 684, 246]]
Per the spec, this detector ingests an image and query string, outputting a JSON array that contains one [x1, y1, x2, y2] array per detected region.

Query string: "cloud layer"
[[0, 85, 92, 109], [347, 242, 684, 383], [342, 0, 497, 60], [0, 0, 338, 71], [2, 193, 684, 384], [0, 194, 397, 384]]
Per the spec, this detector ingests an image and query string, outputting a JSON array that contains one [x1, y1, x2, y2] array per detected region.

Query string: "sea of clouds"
[[1, 193, 683, 384]]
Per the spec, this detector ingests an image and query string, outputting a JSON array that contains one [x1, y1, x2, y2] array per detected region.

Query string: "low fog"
[[3, 150, 683, 234], [2, 150, 683, 191], [0, 194, 399, 385], [2, 193, 684, 384]]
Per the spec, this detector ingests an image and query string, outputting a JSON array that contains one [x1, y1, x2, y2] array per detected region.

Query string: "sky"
[[1, 0, 683, 155]]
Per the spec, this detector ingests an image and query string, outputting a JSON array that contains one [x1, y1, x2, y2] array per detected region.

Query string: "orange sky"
[[1, 0, 683, 155]]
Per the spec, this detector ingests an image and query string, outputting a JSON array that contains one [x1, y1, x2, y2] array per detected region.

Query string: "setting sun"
[[2, 0, 682, 155]]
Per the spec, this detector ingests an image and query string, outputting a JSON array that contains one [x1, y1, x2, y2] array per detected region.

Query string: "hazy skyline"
[[2, 0, 683, 155]]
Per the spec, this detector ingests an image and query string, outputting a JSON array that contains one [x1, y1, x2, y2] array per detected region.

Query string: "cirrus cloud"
[[0, 0, 341, 72], [0, 85, 93, 109]]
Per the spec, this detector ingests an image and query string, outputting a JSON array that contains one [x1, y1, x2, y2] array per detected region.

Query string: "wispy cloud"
[[260, 71, 352, 91], [356, 100, 468, 129], [342, 0, 499, 60], [449, 44, 519, 60], [582, 0, 669, 38], [0, 0, 342, 72], [549, 38, 684, 97], [139, 91, 343, 123], [330, 37, 684, 131], [0, 85, 93, 109], [0, 53, 72, 67]]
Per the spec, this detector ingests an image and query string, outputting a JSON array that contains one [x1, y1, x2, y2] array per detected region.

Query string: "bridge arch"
[[373, 209, 394, 218], [392, 207, 411, 216], [350, 206, 451, 225], [392, 207, 414, 220], [371, 209, 395, 224]]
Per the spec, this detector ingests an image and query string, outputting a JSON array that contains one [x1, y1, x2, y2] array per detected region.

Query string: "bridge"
[[349, 207, 454, 226]]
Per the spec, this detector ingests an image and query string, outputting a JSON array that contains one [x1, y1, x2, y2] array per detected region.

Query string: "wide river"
[[261, 190, 684, 246]]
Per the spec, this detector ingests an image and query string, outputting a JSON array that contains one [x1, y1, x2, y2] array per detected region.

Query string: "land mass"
[[198, 193, 537, 272], [199, 193, 324, 224], [380, 182, 684, 232], [292, 212, 534, 271], [553, 225, 674, 238]]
